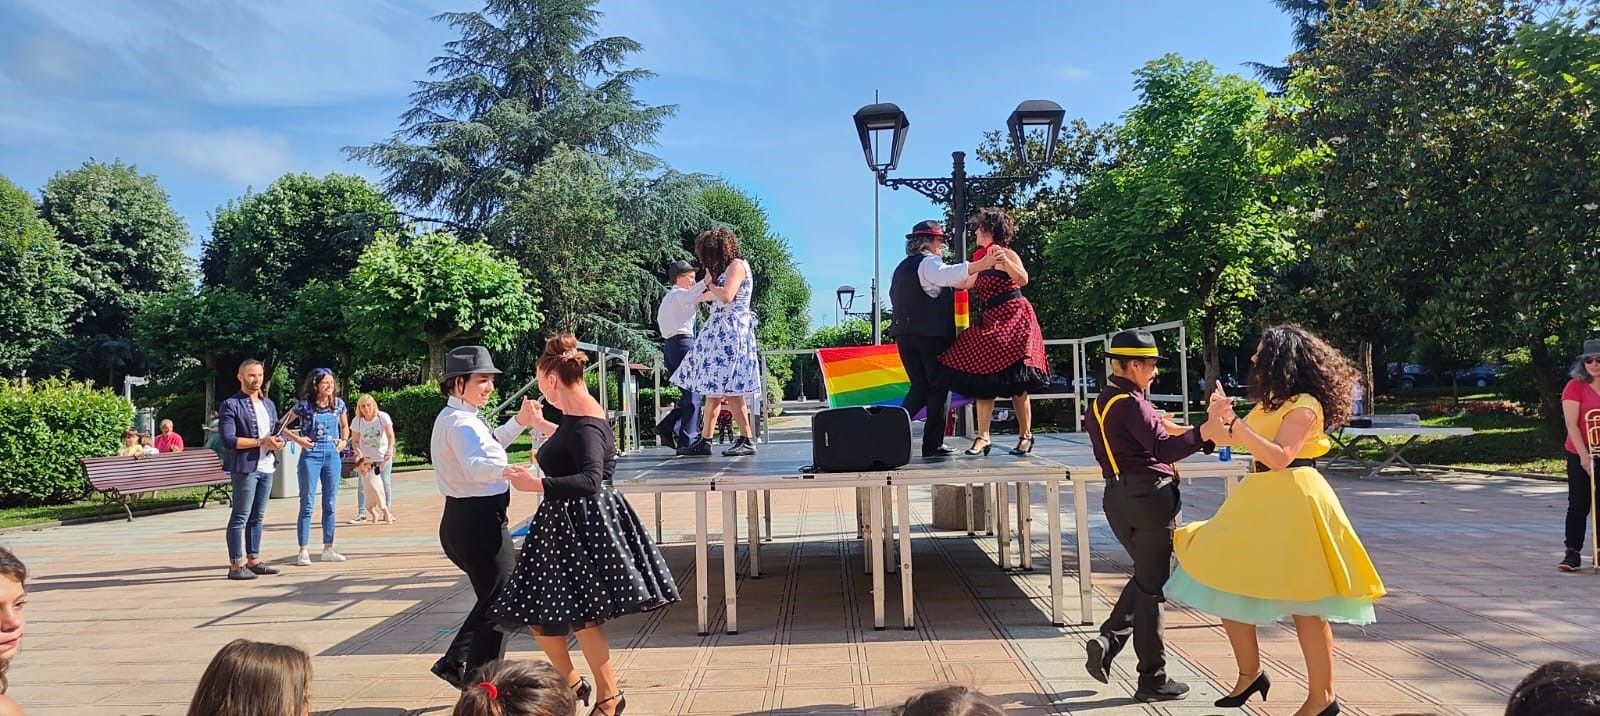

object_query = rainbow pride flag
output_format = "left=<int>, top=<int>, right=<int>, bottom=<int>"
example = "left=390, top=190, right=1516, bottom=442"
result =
left=816, top=344, right=969, bottom=420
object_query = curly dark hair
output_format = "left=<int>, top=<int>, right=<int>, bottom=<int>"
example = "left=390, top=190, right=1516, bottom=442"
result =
left=694, top=227, right=744, bottom=280
left=1505, top=660, right=1600, bottom=716
left=968, top=207, right=1016, bottom=246
left=1247, top=324, right=1359, bottom=430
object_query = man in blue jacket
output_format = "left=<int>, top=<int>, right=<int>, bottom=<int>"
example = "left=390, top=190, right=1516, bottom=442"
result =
left=218, top=359, right=287, bottom=581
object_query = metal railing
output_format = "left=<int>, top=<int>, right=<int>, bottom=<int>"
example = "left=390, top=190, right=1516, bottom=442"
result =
left=494, top=340, right=641, bottom=454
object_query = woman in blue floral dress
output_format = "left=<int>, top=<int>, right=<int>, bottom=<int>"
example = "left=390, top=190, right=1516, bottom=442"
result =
left=672, top=228, right=762, bottom=457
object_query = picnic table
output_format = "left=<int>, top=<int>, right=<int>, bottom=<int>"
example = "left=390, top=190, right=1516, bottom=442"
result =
left=1326, top=414, right=1473, bottom=479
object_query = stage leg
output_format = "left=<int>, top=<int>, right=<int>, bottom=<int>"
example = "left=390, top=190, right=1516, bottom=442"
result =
left=1074, top=477, right=1094, bottom=625
left=985, top=483, right=996, bottom=536
left=996, top=481, right=1011, bottom=570
left=654, top=493, right=664, bottom=543
left=883, top=487, right=897, bottom=575
left=747, top=489, right=761, bottom=578
left=858, top=488, right=871, bottom=575
left=1225, top=473, right=1239, bottom=495
left=964, top=484, right=975, bottom=536
left=695, top=492, right=708, bottom=636
left=722, top=491, right=738, bottom=634
left=897, top=485, right=914, bottom=630
left=763, top=489, right=773, bottom=542
left=870, top=487, right=886, bottom=630
left=1018, top=480, right=1033, bottom=572
left=1047, top=478, right=1063, bottom=627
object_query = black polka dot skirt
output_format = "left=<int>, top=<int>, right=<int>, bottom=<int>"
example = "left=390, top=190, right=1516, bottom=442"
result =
left=489, top=485, right=680, bottom=636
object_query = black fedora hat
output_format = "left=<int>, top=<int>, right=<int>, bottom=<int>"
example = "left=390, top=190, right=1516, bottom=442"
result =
left=441, top=346, right=502, bottom=381
left=666, top=260, right=695, bottom=279
left=1106, top=329, right=1163, bottom=360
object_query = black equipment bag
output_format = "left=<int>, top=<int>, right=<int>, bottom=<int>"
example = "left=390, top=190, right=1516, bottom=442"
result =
left=809, top=406, right=912, bottom=472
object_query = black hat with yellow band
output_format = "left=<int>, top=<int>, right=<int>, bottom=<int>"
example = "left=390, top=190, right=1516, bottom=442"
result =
left=1107, top=329, right=1164, bottom=360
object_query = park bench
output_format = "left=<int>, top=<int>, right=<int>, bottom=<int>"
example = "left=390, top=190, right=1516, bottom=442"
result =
left=79, top=451, right=231, bottom=521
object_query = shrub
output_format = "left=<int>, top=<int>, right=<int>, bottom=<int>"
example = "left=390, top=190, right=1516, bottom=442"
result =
left=373, top=383, right=446, bottom=460
left=0, top=378, right=133, bottom=506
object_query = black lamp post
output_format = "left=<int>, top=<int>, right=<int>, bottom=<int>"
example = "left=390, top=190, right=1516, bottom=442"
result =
left=852, top=99, right=1065, bottom=258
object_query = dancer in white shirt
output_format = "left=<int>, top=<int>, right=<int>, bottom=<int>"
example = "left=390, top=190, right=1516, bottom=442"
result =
left=428, top=346, right=540, bottom=689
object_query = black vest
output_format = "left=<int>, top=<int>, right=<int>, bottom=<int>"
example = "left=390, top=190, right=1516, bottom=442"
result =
left=889, top=254, right=956, bottom=340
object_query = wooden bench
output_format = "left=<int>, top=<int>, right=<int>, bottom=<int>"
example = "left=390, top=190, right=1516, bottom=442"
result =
left=80, top=451, right=232, bottom=521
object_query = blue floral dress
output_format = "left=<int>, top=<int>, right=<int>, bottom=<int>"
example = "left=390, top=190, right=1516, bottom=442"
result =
left=672, top=259, right=762, bottom=397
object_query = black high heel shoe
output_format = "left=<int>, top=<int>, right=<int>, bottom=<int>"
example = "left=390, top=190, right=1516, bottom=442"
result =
left=966, top=436, right=992, bottom=456
left=589, top=691, right=625, bottom=716
left=1213, top=671, right=1270, bottom=707
left=1314, top=699, right=1341, bottom=716
left=572, top=676, right=593, bottom=706
left=1009, top=435, right=1035, bottom=455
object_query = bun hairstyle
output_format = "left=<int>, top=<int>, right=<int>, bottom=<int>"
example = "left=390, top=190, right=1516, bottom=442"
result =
left=451, top=660, right=575, bottom=716
left=537, top=334, right=588, bottom=386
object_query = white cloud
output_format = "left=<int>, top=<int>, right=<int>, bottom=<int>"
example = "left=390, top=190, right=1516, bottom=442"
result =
left=1057, top=65, right=1092, bottom=80
left=145, top=129, right=296, bottom=185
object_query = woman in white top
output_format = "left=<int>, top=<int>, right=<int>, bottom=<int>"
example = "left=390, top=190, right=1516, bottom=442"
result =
left=427, top=346, right=541, bottom=690
left=350, top=394, right=397, bottom=523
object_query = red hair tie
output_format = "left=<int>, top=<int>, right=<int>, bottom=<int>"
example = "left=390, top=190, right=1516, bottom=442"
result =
left=479, top=681, right=499, bottom=700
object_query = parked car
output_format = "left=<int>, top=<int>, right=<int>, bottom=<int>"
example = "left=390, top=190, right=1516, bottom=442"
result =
left=1455, top=364, right=1501, bottom=388
left=1387, top=363, right=1436, bottom=391
left=1045, top=375, right=1097, bottom=393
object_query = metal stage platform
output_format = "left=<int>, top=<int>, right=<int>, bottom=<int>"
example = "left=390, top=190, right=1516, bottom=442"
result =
left=607, top=431, right=1244, bottom=636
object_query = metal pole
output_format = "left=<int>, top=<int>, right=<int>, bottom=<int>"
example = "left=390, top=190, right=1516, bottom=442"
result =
left=1178, top=325, right=1191, bottom=423
left=872, top=174, right=882, bottom=345
left=951, top=151, right=969, bottom=258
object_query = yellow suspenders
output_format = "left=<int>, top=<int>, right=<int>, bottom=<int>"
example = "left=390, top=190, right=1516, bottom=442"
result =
left=1090, top=393, right=1132, bottom=478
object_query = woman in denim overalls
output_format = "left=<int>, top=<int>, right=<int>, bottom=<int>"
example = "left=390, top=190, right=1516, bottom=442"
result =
left=284, top=368, right=351, bottom=565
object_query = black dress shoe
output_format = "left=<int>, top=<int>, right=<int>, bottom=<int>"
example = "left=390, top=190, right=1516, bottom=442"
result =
left=676, top=438, right=712, bottom=456
left=430, top=657, right=466, bottom=690
left=1083, top=636, right=1110, bottom=684
left=922, top=445, right=956, bottom=458
left=1134, top=678, right=1190, bottom=702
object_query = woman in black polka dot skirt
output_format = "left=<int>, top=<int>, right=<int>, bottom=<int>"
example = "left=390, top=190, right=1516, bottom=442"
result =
left=489, top=334, right=679, bottom=716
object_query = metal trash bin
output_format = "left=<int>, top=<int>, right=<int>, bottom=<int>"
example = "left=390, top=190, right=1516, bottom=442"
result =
left=271, top=443, right=301, bottom=499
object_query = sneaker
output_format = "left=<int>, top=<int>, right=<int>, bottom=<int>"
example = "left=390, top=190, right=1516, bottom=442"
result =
left=1559, top=549, right=1581, bottom=572
left=247, top=562, right=280, bottom=576
left=676, top=437, right=712, bottom=456
left=319, top=547, right=347, bottom=562
left=1134, top=678, right=1190, bottom=702
left=1084, top=636, right=1110, bottom=684
left=350, top=514, right=370, bottom=524
left=227, top=566, right=258, bottom=581
left=294, top=550, right=312, bottom=567
left=722, top=436, right=756, bottom=457
left=654, top=423, right=677, bottom=449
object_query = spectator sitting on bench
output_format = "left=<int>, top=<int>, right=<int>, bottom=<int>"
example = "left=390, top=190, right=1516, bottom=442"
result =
left=139, top=433, right=159, bottom=456
left=154, top=419, right=185, bottom=453
left=116, top=429, right=144, bottom=458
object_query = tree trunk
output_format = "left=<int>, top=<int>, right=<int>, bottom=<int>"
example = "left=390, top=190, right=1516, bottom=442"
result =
left=201, top=355, right=217, bottom=418
left=427, top=338, right=448, bottom=382
left=1529, top=337, right=1566, bottom=441
left=1359, top=340, right=1375, bottom=402
left=1200, top=312, right=1221, bottom=394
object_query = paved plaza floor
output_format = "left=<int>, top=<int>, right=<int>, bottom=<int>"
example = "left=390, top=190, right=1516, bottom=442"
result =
left=1, top=443, right=1595, bottom=715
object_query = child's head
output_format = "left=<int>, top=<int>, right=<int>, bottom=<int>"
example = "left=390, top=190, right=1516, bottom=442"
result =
left=0, top=547, right=26, bottom=692
left=354, top=456, right=373, bottom=474
left=185, top=639, right=312, bottom=716
left=1507, top=660, right=1600, bottom=715
left=892, top=686, right=1004, bottom=716
left=122, top=429, right=139, bottom=446
left=452, top=660, right=575, bottom=716
left=140, top=434, right=154, bottom=447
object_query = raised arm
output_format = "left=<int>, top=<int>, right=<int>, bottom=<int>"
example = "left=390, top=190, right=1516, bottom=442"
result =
left=705, top=260, right=748, bottom=303
left=1222, top=406, right=1318, bottom=471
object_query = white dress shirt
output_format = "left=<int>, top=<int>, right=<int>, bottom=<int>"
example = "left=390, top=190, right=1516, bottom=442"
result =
left=656, top=285, right=701, bottom=338
left=916, top=251, right=972, bottom=297
left=430, top=396, right=529, bottom=498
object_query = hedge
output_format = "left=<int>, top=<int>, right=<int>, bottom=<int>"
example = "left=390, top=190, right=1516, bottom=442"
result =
left=0, top=379, right=133, bottom=506
left=372, top=383, right=446, bottom=461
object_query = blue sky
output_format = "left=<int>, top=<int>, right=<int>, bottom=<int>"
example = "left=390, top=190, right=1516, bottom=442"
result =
left=0, top=0, right=1294, bottom=330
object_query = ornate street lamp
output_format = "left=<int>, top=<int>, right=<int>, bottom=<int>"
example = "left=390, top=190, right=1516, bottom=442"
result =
left=852, top=103, right=909, bottom=175
left=835, top=285, right=857, bottom=312
left=1007, top=99, right=1066, bottom=169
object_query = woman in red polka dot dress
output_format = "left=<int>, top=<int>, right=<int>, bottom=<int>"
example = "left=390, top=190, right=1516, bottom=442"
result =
left=939, top=207, right=1049, bottom=456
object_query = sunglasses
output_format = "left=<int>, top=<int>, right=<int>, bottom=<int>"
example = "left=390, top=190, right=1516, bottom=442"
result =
left=1585, top=356, right=1600, bottom=365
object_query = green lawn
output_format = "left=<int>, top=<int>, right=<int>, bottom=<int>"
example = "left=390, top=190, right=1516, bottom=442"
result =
left=0, top=486, right=216, bottom=530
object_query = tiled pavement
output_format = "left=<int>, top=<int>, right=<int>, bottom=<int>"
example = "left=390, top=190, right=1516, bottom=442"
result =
left=1, top=451, right=1596, bottom=715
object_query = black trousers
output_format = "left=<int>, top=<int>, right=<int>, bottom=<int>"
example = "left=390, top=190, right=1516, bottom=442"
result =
left=1566, top=452, right=1597, bottom=553
left=660, top=335, right=699, bottom=445
left=1098, top=474, right=1181, bottom=688
left=896, top=334, right=952, bottom=452
left=439, top=492, right=517, bottom=677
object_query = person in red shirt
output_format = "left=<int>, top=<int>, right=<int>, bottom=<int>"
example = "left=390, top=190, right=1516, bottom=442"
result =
left=153, top=419, right=185, bottom=453
left=1559, top=338, right=1600, bottom=572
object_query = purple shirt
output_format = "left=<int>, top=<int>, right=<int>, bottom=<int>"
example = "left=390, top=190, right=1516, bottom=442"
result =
left=1083, top=375, right=1208, bottom=479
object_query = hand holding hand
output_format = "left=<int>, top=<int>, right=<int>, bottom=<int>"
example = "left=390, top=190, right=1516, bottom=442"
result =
left=516, top=396, right=539, bottom=428
left=504, top=465, right=542, bottom=492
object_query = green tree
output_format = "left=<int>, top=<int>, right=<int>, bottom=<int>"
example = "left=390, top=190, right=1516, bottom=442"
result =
left=37, top=159, right=191, bottom=375
left=201, top=172, right=396, bottom=307
left=347, top=232, right=540, bottom=378
left=0, top=176, right=78, bottom=375
left=132, top=287, right=272, bottom=412
left=347, top=0, right=673, bottom=230
left=1248, top=0, right=1392, bottom=91
left=1051, top=55, right=1298, bottom=386
left=276, top=280, right=371, bottom=380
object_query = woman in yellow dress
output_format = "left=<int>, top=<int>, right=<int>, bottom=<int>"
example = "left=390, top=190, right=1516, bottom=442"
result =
left=1167, top=324, right=1384, bottom=716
